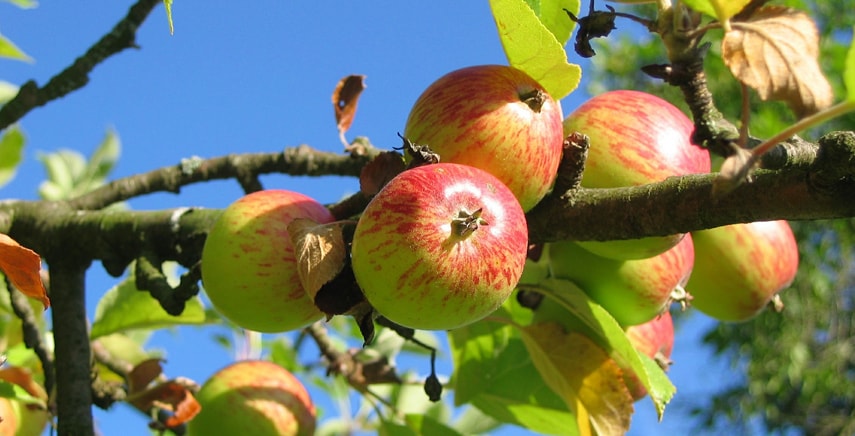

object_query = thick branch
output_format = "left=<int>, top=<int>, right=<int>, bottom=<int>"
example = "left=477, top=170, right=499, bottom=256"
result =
left=0, top=0, right=161, bottom=131
left=528, top=132, right=855, bottom=242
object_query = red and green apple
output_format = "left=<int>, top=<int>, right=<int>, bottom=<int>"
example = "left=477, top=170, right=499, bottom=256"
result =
left=350, top=163, right=529, bottom=330
left=548, top=233, right=694, bottom=326
left=188, top=360, right=316, bottom=436
left=403, top=64, right=564, bottom=211
left=687, top=220, right=799, bottom=321
left=201, top=189, right=331, bottom=333
left=563, top=90, right=711, bottom=260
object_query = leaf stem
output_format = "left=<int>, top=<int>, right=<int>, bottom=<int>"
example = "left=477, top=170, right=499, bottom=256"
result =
left=751, top=100, right=855, bottom=158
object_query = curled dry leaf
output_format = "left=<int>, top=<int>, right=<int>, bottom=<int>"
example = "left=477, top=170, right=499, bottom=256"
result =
left=332, top=75, right=367, bottom=148
left=521, top=322, right=634, bottom=436
left=359, top=151, right=406, bottom=196
left=0, top=233, right=49, bottom=309
left=288, top=218, right=348, bottom=299
left=722, top=6, right=833, bottom=117
left=713, top=146, right=757, bottom=195
left=126, top=359, right=201, bottom=428
left=128, top=358, right=165, bottom=394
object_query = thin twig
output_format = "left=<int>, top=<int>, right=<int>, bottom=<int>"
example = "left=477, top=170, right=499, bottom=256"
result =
left=0, top=0, right=162, bottom=131
left=5, top=277, right=55, bottom=401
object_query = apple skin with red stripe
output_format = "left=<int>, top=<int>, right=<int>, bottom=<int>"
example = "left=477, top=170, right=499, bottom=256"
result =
left=548, top=233, right=694, bottom=327
left=563, top=90, right=711, bottom=260
left=403, top=65, right=564, bottom=212
left=201, top=190, right=330, bottom=333
left=350, top=163, right=528, bottom=330
left=687, top=220, right=799, bottom=322
left=188, top=360, right=316, bottom=436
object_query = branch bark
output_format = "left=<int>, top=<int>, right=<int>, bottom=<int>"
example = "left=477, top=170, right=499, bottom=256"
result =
left=49, top=264, right=95, bottom=436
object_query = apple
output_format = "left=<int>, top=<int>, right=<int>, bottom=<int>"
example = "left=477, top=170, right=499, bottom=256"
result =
left=623, top=311, right=674, bottom=401
left=201, top=189, right=331, bottom=332
left=188, top=360, right=315, bottom=436
left=350, top=163, right=528, bottom=330
left=403, top=64, right=564, bottom=211
left=548, top=233, right=694, bottom=326
left=687, top=220, right=799, bottom=321
left=0, top=397, right=50, bottom=436
left=563, top=90, right=711, bottom=260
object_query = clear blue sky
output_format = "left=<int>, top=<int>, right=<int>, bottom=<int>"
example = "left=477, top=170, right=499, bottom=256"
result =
left=2, top=2, right=739, bottom=435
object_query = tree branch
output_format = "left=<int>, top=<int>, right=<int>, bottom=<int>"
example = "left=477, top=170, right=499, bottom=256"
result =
left=49, top=263, right=95, bottom=436
left=6, top=276, right=55, bottom=403
left=0, top=0, right=162, bottom=131
left=68, top=144, right=380, bottom=210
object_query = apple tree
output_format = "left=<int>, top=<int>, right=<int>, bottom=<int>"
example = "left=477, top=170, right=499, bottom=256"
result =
left=0, top=0, right=854, bottom=435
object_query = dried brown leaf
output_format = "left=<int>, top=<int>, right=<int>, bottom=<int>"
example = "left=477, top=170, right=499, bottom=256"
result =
left=288, top=218, right=347, bottom=299
left=0, top=233, right=49, bottom=309
left=722, top=6, right=833, bottom=117
left=359, top=151, right=406, bottom=196
left=332, top=75, right=367, bottom=146
left=713, top=146, right=757, bottom=195
left=128, top=380, right=201, bottom=427
left=128, top=358, right=165, bottom=394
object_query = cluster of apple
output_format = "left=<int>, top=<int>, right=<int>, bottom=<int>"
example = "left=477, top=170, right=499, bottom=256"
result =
left=199, top=65, right=565, bottom=335
left=194, top=65, right=801, bottom=424
left=523, top=89, right=800, bottom=400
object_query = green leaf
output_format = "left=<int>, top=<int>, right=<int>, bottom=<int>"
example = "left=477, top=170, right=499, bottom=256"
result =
left=846, top=27, right=855, bottom=102
left=489, top=0, right=582, bottom=99
left=0, top=32, right=32, bottom=62
left=529, top=279, right=676, bottom=419
left=1, top=0, right=38, bottom=9
left=90, top=263, right=208, bottom=339
left=163, top=0, right=175, bottom=35
left=449, top=301, right=580, bottom=435
left=0, top=125, right=25, bottom=188
left=81, top=129, right=121, bottom=187
left=524, top=0, right=581, bottom=46
left=682, top=0, right=750, bottom=23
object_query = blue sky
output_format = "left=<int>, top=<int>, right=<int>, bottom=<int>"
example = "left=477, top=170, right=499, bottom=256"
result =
left=1, top=2, right=739, bottom=435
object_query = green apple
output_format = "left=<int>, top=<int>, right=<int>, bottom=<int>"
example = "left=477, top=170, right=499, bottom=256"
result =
left=188, top=360, right=315, bottom=436
left=563, top=90, right=711, bottom=260
left=548, top=234, right=694, bottom=326
left=201, top=189, right=331, bottom=332
left=351, top=163, right=529, bottom=330
left=687, top=220, right=799, bottom=321
left=404, top=64, right=564, bottom=211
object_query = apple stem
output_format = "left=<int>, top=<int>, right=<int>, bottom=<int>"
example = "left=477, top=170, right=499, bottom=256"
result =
left=519, top=89, right=546, bottom=113
left=451, top=208, right=488, bottom=238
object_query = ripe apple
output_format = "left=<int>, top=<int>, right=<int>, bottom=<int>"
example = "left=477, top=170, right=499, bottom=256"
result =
left=188, top=360, right=315, bottom=436
left=403, top=64, right=564, bottom=211
left=623, top=311, right=674, bottom=401
left=350, top=163, right=528, bottom=330
left=687, top=220, right=799, bottom=321
left=201, top=190, right=331, bottom=332
left=548, top=233, right=694, bottom=326
left=563, top=90, right=711, bottom=260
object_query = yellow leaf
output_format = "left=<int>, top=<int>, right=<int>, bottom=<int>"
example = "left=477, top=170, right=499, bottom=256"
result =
left=287, top=218, right=347, bottom=299
left=522, top=322, right=634, bottom=435
left=722, top=6, right=833, bottom=117
left=0, top=233, right=49, bottom=309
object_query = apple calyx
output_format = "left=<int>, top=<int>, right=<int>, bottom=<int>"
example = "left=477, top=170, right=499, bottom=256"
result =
left=519, top=88, right=547, bottom=113
left=670, top=285, right=693, bottom=311
left=451, top=208, right=488, bottom=238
